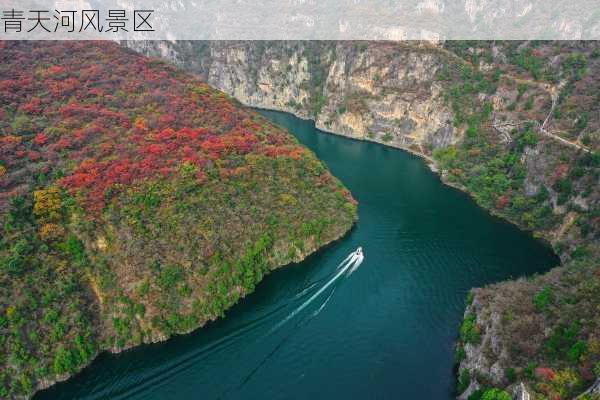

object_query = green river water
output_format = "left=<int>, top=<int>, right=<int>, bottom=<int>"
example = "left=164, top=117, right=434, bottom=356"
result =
left=36, top=110, right=559, bottom=400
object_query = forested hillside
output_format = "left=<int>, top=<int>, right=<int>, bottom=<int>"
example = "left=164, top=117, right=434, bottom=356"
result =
left=0, top=41, right=356, bottom=398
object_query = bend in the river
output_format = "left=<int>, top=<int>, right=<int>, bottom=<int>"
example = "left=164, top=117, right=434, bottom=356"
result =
left=35, top=110, right=558, bottom=400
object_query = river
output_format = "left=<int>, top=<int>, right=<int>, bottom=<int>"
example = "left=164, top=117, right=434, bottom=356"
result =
left=36, top=110, right=559, bottom=400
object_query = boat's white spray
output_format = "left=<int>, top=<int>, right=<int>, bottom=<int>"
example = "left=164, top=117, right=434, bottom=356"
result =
left=346, top=253, right=364, bottom=276
left=293, top=281, right=321, bottom=299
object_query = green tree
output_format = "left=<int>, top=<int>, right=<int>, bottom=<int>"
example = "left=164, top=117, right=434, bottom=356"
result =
left=460, top=314, right=481, bottom=344
left=53, top=345, right=75, bottom=375
left=533, top=286, right=552, bottom=311
left=481, top=388, right=511, bottom=400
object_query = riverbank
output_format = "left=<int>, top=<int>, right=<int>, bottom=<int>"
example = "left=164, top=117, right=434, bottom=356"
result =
left=127, top=41, right=595, bottom=256
left=30, top=218, right=356, bottom=400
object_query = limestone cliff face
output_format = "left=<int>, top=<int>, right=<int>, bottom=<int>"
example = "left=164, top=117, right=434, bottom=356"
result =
left=126, top=41, right=458, bottom=158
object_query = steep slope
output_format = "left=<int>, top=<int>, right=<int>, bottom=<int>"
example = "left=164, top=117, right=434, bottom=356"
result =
left=0, top=41, right=356, bottom=398
left=128, top=41, right=457, bottom=156
left=130, top=40, right=599, bottom=399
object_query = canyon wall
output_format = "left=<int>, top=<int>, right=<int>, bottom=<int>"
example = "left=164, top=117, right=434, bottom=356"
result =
left=127, top=41, right=459, bottom=160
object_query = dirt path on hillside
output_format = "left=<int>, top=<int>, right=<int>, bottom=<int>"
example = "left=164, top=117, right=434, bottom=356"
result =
left=433, top=45, right=592, bottom=153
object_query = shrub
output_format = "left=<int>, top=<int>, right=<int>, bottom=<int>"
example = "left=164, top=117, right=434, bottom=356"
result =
left=513, top=48, right=543, bottom=80
left=454, top=344, right=466, bottom=364
left=39, top=223, right=65, bottom=241
left=524, top=362, right=537, bottom=379
left=516, top=130, right=538, bottom=151
left=567, top=341, right=587, bottom=363
left=594, top=362, right=600, bottom=378
left=581, top=135, right=591, bottom=146
left=157, top=265, right=183, bottom=289
left=571, top=245, right=591, bottom=260
left=481, top=388, right=511, bottom=400
left=433, top=146, right=457, bottom=169
left=504, top=367, right=516, bottom=383
left=575, top=113, right=588, bottom=131
left=562, top=53, right=587, bottom=80
left=64, top=234, right=85, bottom=265
left=460, top=314, right=481, bottom=344
left=437, top=64, right=451, bottom=81
left=3, top=239, right=32, bottom=275
left=11, top=114, right=33, bottom=135
left=553, top=178, right=572, bottom=204
left=524, top=96, right=534, bottom=110
left=466, top=119, right=478, bottom=137
left=33, top=187, right=62, bottom=222
left=551, top=368, right=582, bottom=398
left=465, top=291, right=474, bottom=306
left=53, top=345, right=76, bottom=375
left=517, top=83, right=527, bottom=99
left=535, top=367, right=556, bottom=381
left=533, top=286, right=553, bottom=311
left=545, top=323, right=580, bottom=361
left=19, top=374, right=32, bottom=394
left=535, top=185, right=549, bottom=202
left=467, top=388, right=486, bottom=400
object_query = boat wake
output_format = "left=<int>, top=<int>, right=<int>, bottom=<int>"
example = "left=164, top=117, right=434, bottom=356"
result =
left=230, top=247, right=366, bottom=394
left=271, top=247, right=364, bottom=333
left=110, top=248, right=365, bottom=400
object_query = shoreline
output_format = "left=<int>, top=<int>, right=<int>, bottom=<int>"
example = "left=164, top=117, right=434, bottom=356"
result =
left=32, top=216, right=356, bottom=399
left=252, top=105, right=559, bottom=258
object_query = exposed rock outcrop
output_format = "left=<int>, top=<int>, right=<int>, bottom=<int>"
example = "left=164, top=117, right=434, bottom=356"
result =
left=126, top=41, right=458, bottom=159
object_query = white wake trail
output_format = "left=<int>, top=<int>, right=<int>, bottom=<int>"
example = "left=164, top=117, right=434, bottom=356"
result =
left=269, top=252, right=357, bottom=334
left=337, top=252, right=356, bottom=270
left=312, top=287, right=336, bottom=317
left=230, top=250, right=364, bottom=395
left=293, top=281, right=320, bottom=299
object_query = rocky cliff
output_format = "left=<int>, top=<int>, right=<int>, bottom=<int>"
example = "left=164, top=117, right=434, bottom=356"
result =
left=127, top=41, right=459, bottom=159
left=129, top=40, right=600, bottom=400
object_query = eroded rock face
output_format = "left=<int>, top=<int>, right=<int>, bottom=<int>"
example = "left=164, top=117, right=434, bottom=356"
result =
left=127, top=41, right=458, bottom=157
left=459, top=292, right=509, bottom=388
left=513, top=382, right=533, bottom=400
